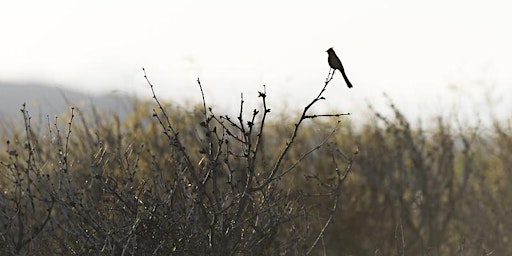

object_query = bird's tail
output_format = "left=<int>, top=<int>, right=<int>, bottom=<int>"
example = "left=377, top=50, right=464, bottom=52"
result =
left=341, top=70, right=353, bottom=88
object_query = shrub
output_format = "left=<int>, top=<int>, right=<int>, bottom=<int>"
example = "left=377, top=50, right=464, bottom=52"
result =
left=0, top=72, right=353, bottom=255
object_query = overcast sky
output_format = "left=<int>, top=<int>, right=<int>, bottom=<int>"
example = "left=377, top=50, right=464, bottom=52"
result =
left=1, top=0, right=511, bottom=123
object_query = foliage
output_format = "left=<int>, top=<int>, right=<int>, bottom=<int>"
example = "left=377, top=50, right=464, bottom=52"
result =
left=1, top=75, right=512, bottom=255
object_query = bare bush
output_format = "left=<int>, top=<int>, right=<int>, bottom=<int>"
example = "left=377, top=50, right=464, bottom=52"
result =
left=0, top=72, right=353, bottom=255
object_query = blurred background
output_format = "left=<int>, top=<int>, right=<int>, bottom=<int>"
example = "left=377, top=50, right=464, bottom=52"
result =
left=1, top=0, right=511, bottom=124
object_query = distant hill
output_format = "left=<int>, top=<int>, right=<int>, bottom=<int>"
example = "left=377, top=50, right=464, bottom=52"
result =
left=0, top=82, right=134, bottom=123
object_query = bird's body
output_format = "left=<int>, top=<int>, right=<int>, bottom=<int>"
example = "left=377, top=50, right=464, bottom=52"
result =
left=326, top=48, right=353, bottom=88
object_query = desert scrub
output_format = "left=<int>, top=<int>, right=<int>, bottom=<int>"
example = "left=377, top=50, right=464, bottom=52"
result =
left=0, top=72, right=353, bottom=255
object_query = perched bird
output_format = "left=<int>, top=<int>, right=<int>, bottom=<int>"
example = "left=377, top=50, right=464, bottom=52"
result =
left=326, top=47, right=353, bottom=88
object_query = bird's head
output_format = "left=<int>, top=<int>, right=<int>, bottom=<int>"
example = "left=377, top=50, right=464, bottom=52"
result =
left=326, top=48, right=334, bottom=54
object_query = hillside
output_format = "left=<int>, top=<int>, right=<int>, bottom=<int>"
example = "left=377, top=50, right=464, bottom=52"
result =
left=0, top=82, right=132, bottom=122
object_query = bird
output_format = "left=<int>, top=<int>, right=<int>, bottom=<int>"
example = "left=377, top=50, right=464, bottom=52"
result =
left=326, top=47, right=353, bottom=88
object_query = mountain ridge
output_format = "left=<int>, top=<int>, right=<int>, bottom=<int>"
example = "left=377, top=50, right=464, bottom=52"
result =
left=0, top=82, right=133, bottom=122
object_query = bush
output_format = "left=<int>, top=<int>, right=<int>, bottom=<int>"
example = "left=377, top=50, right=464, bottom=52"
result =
left=2, top=73, right=512, bottom=255
left=0, top=73, right=353, bottom=255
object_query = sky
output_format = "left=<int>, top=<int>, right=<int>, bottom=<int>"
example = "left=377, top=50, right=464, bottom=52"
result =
left=1, top=0, right=512, bottom=125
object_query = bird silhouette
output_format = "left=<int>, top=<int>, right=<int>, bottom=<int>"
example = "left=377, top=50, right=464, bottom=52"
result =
left=326, top=48, right=353, bottom=88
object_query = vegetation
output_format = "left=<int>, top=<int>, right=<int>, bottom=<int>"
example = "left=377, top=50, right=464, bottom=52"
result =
left=1, top=73, right=511, bottom=255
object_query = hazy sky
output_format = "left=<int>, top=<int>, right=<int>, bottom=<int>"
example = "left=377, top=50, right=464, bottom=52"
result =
left=1, top=0, right=511, bottom=123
